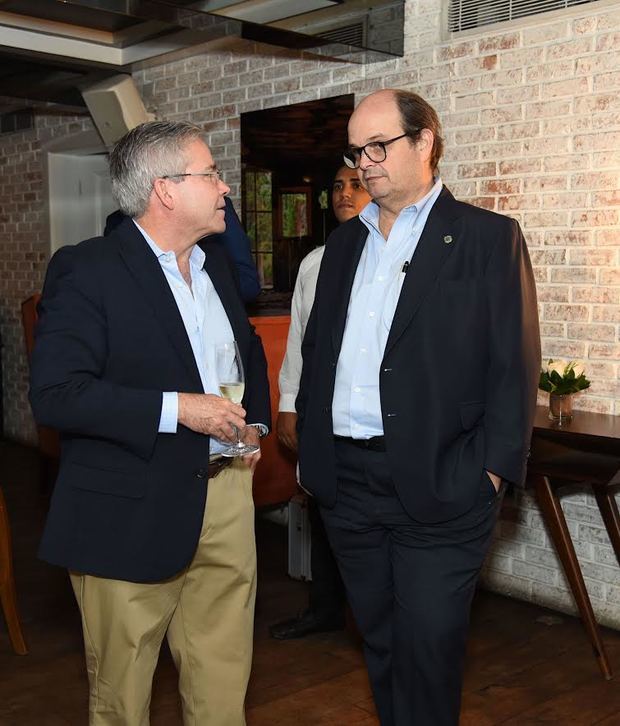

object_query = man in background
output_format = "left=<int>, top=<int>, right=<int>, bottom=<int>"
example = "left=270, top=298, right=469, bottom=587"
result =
left=270, top=165, right=370, bottom=640
left=297, top=90, right=540, bottom=724
left=31, top=121, right=270, bottom=725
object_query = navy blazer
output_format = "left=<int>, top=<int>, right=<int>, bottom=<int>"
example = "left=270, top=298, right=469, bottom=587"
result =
left=30, top=218, right=270, bottom=582
left=104, top=198, right=261, bottom=302
left=297, top=187, right=540, bottom=523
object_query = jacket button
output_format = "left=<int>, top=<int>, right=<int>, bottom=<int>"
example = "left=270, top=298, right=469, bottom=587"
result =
left=322, top=406, right=330, bottom=413
left=195, top=468, right=208, bottom=479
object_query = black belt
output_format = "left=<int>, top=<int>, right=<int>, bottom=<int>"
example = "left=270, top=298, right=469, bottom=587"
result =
left=333, top=435, right=386, bottom=452
left=208, top=457, right=233, bottom=479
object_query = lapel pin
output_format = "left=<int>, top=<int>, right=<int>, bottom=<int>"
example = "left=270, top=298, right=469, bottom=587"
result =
left=443, top=235, right=453, bottom=244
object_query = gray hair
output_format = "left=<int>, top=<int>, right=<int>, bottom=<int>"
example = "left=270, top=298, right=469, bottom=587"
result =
left=108, top=121, right=205, bottom=218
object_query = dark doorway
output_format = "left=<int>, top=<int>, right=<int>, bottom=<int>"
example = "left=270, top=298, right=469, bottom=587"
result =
left=241, top=94, right=354, bottom=305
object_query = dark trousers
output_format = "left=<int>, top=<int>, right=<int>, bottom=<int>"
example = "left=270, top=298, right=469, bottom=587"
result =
left=320, top=440, right=504, bottom=726
left=308, top=496, right=346, bottom=619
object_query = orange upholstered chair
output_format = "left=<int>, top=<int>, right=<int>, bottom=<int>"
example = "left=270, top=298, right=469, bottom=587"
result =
left=249, top=315, right=297, bottom=507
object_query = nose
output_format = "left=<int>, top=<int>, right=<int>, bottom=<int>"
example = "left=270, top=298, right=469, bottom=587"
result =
left=358, top=152, right=374, bottom=171
left=219, top=178, right=230, bottom=196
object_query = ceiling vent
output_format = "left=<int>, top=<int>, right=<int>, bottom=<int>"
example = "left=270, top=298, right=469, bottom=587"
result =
left=317, top=22, right=366, bottom=47
left=0, top=108, right=34, bottom=135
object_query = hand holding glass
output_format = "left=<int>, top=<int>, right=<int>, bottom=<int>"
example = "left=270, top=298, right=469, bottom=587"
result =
left=215, top=341, right=259, bottom=457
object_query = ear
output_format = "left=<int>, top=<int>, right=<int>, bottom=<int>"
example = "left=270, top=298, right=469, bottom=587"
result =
left=416, top=128, right=435, bottom=164
left=152, top=177, right=176, bottom=211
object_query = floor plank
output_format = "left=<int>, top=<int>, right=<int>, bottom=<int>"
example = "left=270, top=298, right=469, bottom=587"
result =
left=1, top=440, right=620, bottom=725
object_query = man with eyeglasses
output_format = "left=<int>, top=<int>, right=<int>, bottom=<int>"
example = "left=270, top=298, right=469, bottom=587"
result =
left=30, top=121, right=270, bottom=725
left=269, top=164, right=370, bottom=640
left=104, top=196, right=261, bottom=303
left=296, top=90, right=540, bottom=725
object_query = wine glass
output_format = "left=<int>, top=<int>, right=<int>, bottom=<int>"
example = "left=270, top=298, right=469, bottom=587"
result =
left=214, top=340, right=259, bottom=457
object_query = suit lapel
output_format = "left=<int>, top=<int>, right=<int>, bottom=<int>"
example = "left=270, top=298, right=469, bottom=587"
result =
left=330, top=222, right=367, bottom=355
left=115, top=219, right=203, bottom=389
left=384, top=186, right=461, bottom=356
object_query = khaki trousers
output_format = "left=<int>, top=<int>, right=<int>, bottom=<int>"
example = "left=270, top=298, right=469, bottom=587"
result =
left=70, top=460, right=256, bottom=726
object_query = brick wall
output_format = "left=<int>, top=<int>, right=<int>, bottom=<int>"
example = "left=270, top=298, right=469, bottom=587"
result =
left=1, top=1, right=619, bottom=624
left=0, top=113, right=91, bottom=444
left=133, top=0, right=620, bottom=627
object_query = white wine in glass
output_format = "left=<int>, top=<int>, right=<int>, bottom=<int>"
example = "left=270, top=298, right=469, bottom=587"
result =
left=215, top=340, right=258, bottom=457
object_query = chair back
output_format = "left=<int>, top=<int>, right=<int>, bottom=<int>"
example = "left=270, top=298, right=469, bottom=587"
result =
left=249, top=315, right=297, bottom=507
left=21, top=294, right=61, bottom=461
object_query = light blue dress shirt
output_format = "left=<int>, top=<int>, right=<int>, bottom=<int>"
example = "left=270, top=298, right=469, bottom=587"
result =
left=134, top=222, right=235, bottom=453
left=331, top=178, right=443, bottom=438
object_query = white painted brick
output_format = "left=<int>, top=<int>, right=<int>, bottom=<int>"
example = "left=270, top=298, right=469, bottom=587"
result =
left=5, top=0, right=620, bottom=631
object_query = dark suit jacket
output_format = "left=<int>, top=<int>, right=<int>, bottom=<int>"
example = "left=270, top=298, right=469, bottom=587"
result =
left=104, top=198, right=261, bottom=302
left=30, top=217, right=270, bottom=582
left=297, top=186, right=540, bottom=523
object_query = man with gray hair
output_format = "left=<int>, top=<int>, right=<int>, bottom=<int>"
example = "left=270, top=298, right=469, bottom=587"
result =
left=30, top=121, right=270, bottom=725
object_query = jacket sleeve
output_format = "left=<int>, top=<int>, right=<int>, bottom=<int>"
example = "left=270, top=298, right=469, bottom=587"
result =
left=483, top=218, right=541, bottom=485
left=243, top=320, right=271, bottom=431
left=29, top=246, right=162, bottom=460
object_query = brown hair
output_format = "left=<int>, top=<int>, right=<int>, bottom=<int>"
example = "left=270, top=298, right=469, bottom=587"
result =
left=393, top=90, right=444, bottom=172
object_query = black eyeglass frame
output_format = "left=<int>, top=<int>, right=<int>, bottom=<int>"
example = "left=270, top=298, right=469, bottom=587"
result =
left=342, top=130, right=419, bottom=169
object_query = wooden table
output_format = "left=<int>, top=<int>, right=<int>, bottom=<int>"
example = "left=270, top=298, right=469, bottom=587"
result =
left=528, top=406, right=620, bottom=679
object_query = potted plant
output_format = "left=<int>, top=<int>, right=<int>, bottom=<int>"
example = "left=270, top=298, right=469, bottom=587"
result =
left=539, top=359, right=591, bottom=421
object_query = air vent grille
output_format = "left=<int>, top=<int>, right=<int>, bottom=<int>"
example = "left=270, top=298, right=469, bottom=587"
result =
left=317, top=22, right=365, bottom=47
left=448, top=0, right=597, bottom=32
left=0, top=108, right=34, bottom=134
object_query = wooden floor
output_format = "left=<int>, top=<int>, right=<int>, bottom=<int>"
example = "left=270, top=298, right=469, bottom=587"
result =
left=2, top=440, right=620, bottom=725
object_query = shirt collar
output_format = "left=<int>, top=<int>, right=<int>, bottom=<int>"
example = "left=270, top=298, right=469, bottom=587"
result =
left=132, top=220, right=206, bottom=269
left=359, top=176, right=443, bottom=232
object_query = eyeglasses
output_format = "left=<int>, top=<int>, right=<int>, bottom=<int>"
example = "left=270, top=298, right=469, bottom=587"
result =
left=161, top=170, right=223, bottom=183
left=342, top=132, right=418, bottom=169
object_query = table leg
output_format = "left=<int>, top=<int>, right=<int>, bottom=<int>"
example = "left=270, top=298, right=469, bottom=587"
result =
left=592, top=480, right=620, bottom=567
left=534, top=474, right=612, bottom=680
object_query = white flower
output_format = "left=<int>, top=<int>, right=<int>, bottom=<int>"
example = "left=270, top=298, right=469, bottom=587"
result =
left=571, top=361, right=586, bottom=378
left=547, top=359, right=567, bottom=377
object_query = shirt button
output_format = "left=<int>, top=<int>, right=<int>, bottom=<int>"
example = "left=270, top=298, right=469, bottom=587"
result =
left=354, top=386, right=361, bottom=393
left=360, top=347, right=367, bottom=353
left=369, top=311, right=375, bottom=317
left=378, top=275, right=385, bottom=281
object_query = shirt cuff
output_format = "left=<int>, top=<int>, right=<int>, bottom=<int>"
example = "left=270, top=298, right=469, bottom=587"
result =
left=278, top=393, right=297, bottom=412
left=159, top=392, right=178, bottom=433
left=248, top=423, right=269, bottom=438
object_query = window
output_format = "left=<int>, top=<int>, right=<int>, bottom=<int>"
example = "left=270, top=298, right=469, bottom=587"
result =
left=448, top=0, right=597, bottom=33
left=243, top=168, right=273, bottom=289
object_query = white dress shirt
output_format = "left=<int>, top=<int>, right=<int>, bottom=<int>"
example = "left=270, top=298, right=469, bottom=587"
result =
left=278, top=245, right=325, bottom=413
left=332, top=178, right=443, bottom=438
left=135, top=222, right=238, bottom=454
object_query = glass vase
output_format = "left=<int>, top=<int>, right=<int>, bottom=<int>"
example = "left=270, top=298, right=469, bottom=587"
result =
left=548, top=392, right=573, bottom=422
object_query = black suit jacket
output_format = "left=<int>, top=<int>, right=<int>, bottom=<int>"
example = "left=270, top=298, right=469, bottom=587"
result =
left=104, top=198, right=261, bottom=302
left=297, top=187, right=540, bottom=523
left=30, top=218, right=270, bottom=582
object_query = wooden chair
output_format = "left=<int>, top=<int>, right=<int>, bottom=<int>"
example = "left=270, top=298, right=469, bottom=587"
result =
left=528, top=437, right=620, bottom=680
left=0, top=487, right=28, bottom=654
left=21, top=294, right=61, bottom=491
